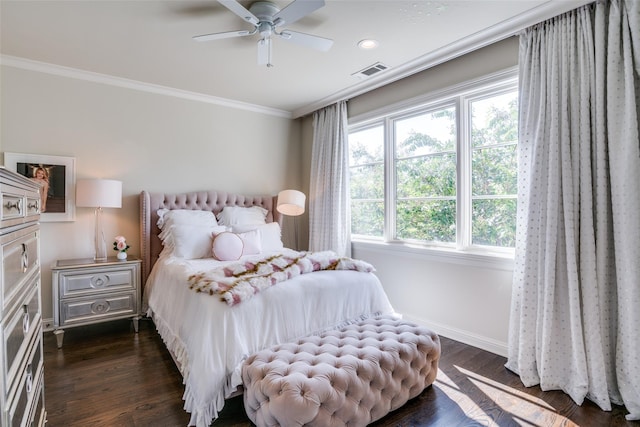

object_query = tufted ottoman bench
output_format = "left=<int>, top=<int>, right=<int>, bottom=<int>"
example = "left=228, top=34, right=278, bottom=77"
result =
left=241, top=315, right=441, bottom=426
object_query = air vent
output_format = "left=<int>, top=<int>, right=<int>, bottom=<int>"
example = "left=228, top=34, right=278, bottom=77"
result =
left=352, top=62, right=389, bottom=79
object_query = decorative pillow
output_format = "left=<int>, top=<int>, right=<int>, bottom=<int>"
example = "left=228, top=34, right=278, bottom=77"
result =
left=157, top=209, right=217, bottom=230
left=237, top=229, right=261, bottom=255
left=161, top=225, right=228, bottom=259
left=232, top=222, right=284, bottom=253
left=216, top=206, right=268, bottom=226
left=212, top=232, right=244, bottom=261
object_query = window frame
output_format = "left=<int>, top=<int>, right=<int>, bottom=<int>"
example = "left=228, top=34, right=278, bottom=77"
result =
left=348, top=67, right=518, bottom=263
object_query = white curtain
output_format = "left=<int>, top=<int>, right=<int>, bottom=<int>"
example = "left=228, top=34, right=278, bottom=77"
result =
left=309, top=101, right=351, bottom=256
left=506, top=0, right=640, bottom=420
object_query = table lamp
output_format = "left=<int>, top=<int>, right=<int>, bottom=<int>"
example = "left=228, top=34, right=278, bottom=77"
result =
left=76, top=179, right=122, bottom=261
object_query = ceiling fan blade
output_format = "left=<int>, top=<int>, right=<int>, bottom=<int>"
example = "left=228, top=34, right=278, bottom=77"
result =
left=257, top=38, right=273, bottom=67
left=273, top=0, right=325, bottom=27
left=193, top=29, right=252, bottom=42
left=217, top=0, right=259, bottom=26
left=279, top=30, right=333, bottom=52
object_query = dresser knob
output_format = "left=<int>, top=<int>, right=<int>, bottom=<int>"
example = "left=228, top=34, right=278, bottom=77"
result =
left=23, top=305, right=30, bottom=334
left=25, top=364, right=33, bottom=393
left=21, top=243, right=29, bottom=273
left=4, top=199, right=21, bottom=212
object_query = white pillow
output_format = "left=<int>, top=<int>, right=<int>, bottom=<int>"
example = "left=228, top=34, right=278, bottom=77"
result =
left=216, top=206, right=268, bottom=226
left=212, top=232, right=244, bottom=261
left=237, top=229, right=261, bottom=255
left=157, top=209, right=217, bottom=230
left=232, top=222, right=284, bottom=253
left=162, top=225, right=228, bottom=259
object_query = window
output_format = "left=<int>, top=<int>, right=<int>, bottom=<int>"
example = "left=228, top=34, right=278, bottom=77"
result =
left=348, top=72, right=518, bottom=252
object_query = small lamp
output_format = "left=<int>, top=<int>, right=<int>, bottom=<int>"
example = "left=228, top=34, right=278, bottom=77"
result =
left=277, top=189, right=306, bottom=249
left=76, top=179, right=122, bottom=261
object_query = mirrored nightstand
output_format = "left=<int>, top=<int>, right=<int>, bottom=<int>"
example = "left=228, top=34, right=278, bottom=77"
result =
left=51, top=256, right=141, bottom=348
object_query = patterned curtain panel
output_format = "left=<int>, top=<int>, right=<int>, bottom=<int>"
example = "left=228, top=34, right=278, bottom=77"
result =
left=309, top=101, right=351, bottom=256
left=506, top=0, right=640, bottom=420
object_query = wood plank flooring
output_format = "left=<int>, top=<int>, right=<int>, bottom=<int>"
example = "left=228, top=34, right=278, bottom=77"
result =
left=43, top=319, right=635, bottom=426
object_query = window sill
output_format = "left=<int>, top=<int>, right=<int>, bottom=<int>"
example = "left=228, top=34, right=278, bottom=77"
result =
left=351, top=240, right=515, bottom=271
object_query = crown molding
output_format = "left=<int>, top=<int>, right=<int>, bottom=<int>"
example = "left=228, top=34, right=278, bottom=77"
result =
left=291, top=0, right=593, bottom=119
left=0, top=55, right=292, bottom=119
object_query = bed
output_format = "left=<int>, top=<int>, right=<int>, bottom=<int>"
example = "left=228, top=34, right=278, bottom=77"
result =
left=139, top=190, right=396, bottom=427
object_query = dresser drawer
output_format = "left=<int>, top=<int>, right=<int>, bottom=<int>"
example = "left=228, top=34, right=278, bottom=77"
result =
left=1, top=225, right=40, bottom=314
left=24, top=196, right=40, bottom=219
left=2, top=284, right=41, bottom=399
left=5, top=332, right=43, bottom=427
left=58, top=265, right=137, bottom=298
left=1, top=194, right=24, bottom=221
left=0, top=174, right=40, bottom=229
left=59, top=291, right=137, bottom=327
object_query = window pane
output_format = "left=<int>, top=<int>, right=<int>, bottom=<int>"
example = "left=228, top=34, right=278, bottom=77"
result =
left=471, top=92, right=518, bottom=148
left=351, top=200, right=384, bottom=237
left=396, top=199, right=456, bottom=243
left=472, top=198, right=517, bottom=247
left=349, top=126, right=384, bottom=165
left=397, top=154, right=456, bottom=198
left=472, top=145, right=517, bottom=196
left=349, top=125, right=384, bottom=238
left=350, top=164, right=384, bottom=199
left=395, top=107, right=456, bottom=157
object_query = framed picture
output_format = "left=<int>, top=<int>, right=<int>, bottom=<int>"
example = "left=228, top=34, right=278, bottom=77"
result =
left=4, top=152, right=76, bottom=222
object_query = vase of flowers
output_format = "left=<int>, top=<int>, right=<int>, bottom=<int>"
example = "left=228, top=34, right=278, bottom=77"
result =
left=113, top=235, right=130, bottom=260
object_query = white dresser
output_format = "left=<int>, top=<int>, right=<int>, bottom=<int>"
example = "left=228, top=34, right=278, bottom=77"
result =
left=0, top=167, right=46, bottom=427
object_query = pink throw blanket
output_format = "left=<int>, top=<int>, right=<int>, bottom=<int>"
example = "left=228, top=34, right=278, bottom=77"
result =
left=187, top=251, right=375, bottom=306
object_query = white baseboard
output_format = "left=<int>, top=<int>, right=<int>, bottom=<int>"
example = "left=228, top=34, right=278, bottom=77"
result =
left=402, top=314, right=508, bottom=358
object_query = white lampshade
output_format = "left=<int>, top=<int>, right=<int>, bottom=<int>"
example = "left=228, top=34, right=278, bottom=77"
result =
left=76, top=179, right=122, bottom=208
left=277, top=189, right=305, bottom=216
left=76, top=179, right=122, bottom=261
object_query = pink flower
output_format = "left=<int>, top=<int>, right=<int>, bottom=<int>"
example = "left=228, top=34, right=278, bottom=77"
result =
left=113, top=235, right=130, bottom=252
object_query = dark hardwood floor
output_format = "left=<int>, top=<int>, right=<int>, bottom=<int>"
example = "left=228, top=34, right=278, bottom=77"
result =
left=43, top=319, right=635, bottom=426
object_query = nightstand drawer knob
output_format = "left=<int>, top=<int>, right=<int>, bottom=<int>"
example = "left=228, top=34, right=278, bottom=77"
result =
left=91, top=300, right=110, bottom=314
left=91, top=274, right=109, bottom=288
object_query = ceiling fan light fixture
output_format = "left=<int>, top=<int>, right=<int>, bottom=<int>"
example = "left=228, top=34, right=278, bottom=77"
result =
left=194, top=0, right=332, bottom=66
left=358, top=39, right=379, bottom=50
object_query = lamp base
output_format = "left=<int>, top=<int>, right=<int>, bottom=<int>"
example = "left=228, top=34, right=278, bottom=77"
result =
left=94, top=207, right=108, bottom=261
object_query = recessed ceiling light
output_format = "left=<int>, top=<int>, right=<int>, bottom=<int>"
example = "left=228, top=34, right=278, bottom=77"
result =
left=358, top=39, right=379, bottom=50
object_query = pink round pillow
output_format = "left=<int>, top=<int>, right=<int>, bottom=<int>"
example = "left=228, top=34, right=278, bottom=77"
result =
left=212, top=232, right=244, bottom=261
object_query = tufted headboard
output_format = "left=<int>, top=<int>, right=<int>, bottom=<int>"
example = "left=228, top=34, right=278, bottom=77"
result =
left=139, top=190, right=282, bottom=288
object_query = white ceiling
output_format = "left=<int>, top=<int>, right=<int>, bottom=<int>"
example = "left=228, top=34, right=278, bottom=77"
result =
left=1, top=0, right=590, bottom=118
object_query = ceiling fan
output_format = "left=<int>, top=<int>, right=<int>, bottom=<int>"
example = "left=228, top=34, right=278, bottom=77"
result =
left=193, top=0, right=333, bottom=67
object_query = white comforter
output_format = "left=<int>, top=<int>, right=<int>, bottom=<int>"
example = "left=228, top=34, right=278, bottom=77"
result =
left=145, top=249, right=395, bottom=427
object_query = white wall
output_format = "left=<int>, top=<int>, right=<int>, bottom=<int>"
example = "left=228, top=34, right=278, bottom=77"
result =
left=1, top=64, right=300, bottom=321
left=302, top=37, right=520, bottom=356
left=353, top=245, right=514, bottom=356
